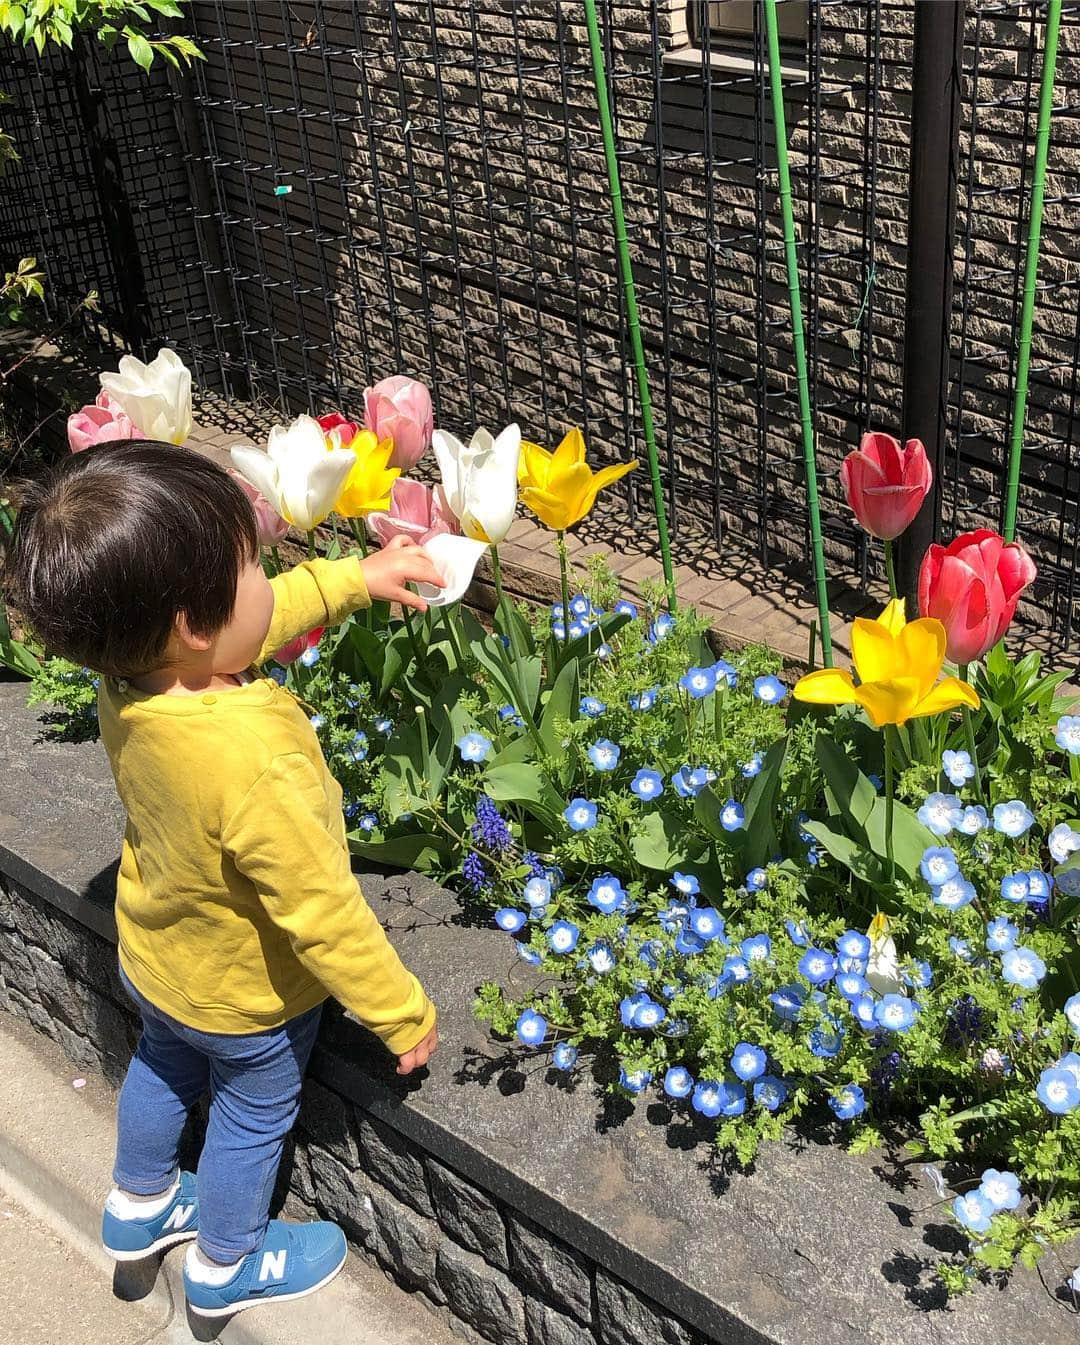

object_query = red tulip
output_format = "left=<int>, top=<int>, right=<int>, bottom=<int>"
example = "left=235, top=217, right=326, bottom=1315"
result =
left=840, top=432, right=932, bottom=541
left=918, top=529, right=1036, bottom=665
left=317, top=411, right=360, bottom=447
left=273, top=626, right=324, bottom=666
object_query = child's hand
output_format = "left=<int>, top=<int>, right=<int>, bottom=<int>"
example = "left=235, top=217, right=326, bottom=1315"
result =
left=361, top=535, right=445, bottom=612
left=397, top=1021, right=439, bottom=1075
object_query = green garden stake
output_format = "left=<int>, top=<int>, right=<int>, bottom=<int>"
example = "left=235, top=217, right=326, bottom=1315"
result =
left=1003, top=0, right=1062, bottom=543
left=763, top=0, right=833, bottom=666
left=582, top=0, right=676, bottom=610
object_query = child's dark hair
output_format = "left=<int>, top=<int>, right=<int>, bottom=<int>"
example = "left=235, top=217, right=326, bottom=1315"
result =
left=4, top=441, right=259, bottom=677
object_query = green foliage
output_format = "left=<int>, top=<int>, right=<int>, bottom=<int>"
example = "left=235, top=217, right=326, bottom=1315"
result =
left=0, top=0, right=203, bottom=68
left=27, top=656, right=97, bottom=737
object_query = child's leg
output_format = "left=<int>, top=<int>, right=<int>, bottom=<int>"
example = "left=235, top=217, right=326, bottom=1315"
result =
left=195, top=1003, right=323, bottom=1264
left=114, top=1006, right=211, bottom=1198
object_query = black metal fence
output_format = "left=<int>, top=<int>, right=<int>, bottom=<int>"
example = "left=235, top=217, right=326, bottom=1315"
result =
left=1, top=3, right=1078, bottom=646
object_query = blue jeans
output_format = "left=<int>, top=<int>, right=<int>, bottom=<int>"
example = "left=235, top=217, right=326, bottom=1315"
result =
left=113, top=969, right=324, bottom=1261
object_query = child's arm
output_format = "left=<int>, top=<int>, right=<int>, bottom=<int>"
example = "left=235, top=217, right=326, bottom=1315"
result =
left=223, top=751, right=437, bottom=1058
left=256, top=539, right=446, bottom=665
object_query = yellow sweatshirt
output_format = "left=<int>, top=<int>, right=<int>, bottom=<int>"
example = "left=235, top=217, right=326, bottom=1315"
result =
left=97, top=557, right=435, bottom=1055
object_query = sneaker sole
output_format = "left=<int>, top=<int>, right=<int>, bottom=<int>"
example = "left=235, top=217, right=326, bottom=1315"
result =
left=103, top=1227, right=199, bottom=1261
left=186, top=1247, right=348, bottom=1319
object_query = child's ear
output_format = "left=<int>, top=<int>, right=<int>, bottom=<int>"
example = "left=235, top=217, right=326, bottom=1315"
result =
left=174, top=610, right=214, bottom=653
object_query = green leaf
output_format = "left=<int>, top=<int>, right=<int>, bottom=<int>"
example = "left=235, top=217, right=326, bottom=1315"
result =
left=802, top=820, right=884, bottom=885
left=482, top=763, right=562, bottom=830
left=551, top=611, right=631, bottom=678
left=348, top=832, right=446, bottom=874
left=739, top=736, right=788, bottom=868
left=862, top=795, right=936, bottom=882
left=379, top=626, right=411, bottom=701
left=538, top=657, right=578, bottom=768
left=817, top=735, right=875, bottom=842
left=126, top=30, right=153, bottom=69
left=631, top=810, right=705, bottom=870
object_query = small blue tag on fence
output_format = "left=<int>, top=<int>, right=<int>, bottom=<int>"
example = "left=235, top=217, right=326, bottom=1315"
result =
left=274, top=184, right=292, bottom=196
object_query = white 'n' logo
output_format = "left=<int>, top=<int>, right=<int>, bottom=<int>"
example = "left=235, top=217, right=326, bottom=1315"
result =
left=259, top=1249, right=287, bottom=1283
left=162, top=1204, right=195, bottom=1232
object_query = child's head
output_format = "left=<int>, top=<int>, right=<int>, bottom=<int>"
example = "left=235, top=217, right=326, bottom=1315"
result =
left=5, top=441, right=273, bottom=679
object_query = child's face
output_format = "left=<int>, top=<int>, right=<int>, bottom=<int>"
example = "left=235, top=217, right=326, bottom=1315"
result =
left=209, top=557, right=275, bottom=673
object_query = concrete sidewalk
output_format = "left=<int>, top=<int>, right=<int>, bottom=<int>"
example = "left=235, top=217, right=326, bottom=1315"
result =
left=0, top=1011, right=457, bottom=1345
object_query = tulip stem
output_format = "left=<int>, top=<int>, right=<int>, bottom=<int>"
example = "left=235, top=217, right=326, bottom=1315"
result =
left=556, top=531, right=572, bottom=643
left=490, top=546, right=524, bottom=661
left=441, top=604, right=467, bottom=669
left=883, top=539, right=898, bottom=601
left=306, top=530, right=316, bottom=561
left=269, top=546, right=283, bottom=577
left=401, top=604, right=428, bottom=679
left=958, top=663, right=985, bottom=802
left=883, top=724, right=896, bottom=886
left=350, top=519, right=369, bottom=558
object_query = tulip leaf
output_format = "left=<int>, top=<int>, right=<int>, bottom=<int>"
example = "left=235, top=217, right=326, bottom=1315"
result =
left=379, top=627, right=411, bottom=701
left=460, top=609, right=530, bottom=718
left=631, top=810, right=706, bottom=871
left=482, top=763, right=563, bottom=830
left=862, top=798, right=936, bottom=881
left=489, top=733, right=536, bottom=769
left=739, top=736, right=788, bottom=867
left=336, top=622, right=384, bottom=690
left=801, top=820, right=884, bottom=886
left=539, top=658, right=578, bottom=775
left=817, top=736, right=876, bottom=842
left=348, top=831, right=447, bottom=874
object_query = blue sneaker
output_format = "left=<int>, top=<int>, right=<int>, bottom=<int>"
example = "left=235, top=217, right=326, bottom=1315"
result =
left=102, top=1171, right=199, bottom=1261
left=183, top=1219, right=347, bottom=1318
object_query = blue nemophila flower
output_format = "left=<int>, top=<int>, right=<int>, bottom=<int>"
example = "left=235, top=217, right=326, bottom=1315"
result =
left=552, top=1042, right=578, bottom=1071
left=798, top=948, right=837, bottom=986
left=618, top=1066, right=652, bottom=1094
left=619, top=993, right=649, bottom=1027
left=953, top=1191, right=994, bottom=1235
left=769, top=984, right=807, bottom=1021
left=587, top=874, right=627, bottom=914
left=517, top=943, right=542, bottom=965
left=587, top=739, right=621, bottom=771
left=746, top=867, right=768, bottom=892
left=1026, top=870, right=1053, bottom=902
left=344, top=800, right=361, bottom=822
left=580, top=695, right=606, bottom=718
left=720, top=799, right=745, bottom=831
left=741, top=752, right=764, bottom=779
left=850, top=993, right=877, bottom=1031
left=1054, top=715, right=1080, bottom=754
left=941, top=749, right=975, bottom=787
left=1001, top=945, right=1045, bottom=989
left=663, top=1065, right=694, bottom=1099
left=568, top=621, right=586, bottom=640
left=587, top=941, right=616, bottom=975
left=836, top=930, right=871, bottom=964
left=614, top=598, right=638, bottom=619
left=1065, top=992, right=1080, bottom=1034
left=731, top=1042, right=767, bottom=1081
left=920, top=846, right=959, bottom=887
left=597, top=642, right=613, bottom=660
left=630, top=998, right=666, bottom=1030
left=564, top=798, right=597, bottom=831
left=993, top=799, right=1034, bottom=838
left=638, top=940, right=664, bottom=970
left=547, top=920, right=580, bottom=955
left=917, top=792, right=963, bottom=836
left=651, top=612, right=676, bottom=642
left=985, top=916, right=1019, bottom=953
left=630, top=768, right=664, bottom=801
left=753, top=674, right=786, bottom=704
left=674, top=925, right=705, bottom=957
left=691, top=1080, right=725, bottom=1117
left=810, top=1019, right=845, bottom=1059
left=958, top=804, right=988, bottom=835
left=680, top=665, right=717, bottom=698
left=1037, top=1057, right=1080, bottom=1113
left=670, top=871, right=700, bottom=897
left=828, top=1084, right=866, bottom=1121
left=867, top=773, right=883, bottom=791
left=906, top=960, right=933, bottom=990
left=978, top=1169, right=1021, bottom=1212
left=712, top=659, right=738, bottom=690
left=524, top=876, right=552, bottom=910
left=498, top=704, right=522, bottom=725
left=374, top=716, right=393, bottom=734
left=721, top=955, right=751, bottom=985
left=1000, top=871, right=1030, bottom=903
left=268, top=666, right=287, bottom=685
left=714, top=1081, right=745, bottom=1116
left=569, top=594, right=591, bottom=618
left=659, top=901, right=690, bottom=933
left=309, top=713, right=326, bottom=731
left=495, top=908, right=527, bottom=933
left=741, top=933, right=771, bottom=963
left=932, top=876, right=976, bottom=911
left=516, top=1009, right=546, bottom=1046
left=299, top=644, right=320, bottom=668
left=671, top=764, right=710, bottom=798
left=874, top=994, right=919, bottom=1032
left=688, top=907, right=725, bottom=941
left=628, top=687, right=658, bottom=711
left=949, top=936, right=973, bottom=961
left=753, top=1075, right=788, bottom=1112
left=358, top=812, right=378, bottom=833
left=836, top=971, right=870, bottom=1000
left=457, top=731, right=492, bottom=763
left=785, top=919, right=810, bottom=947
left=1049, top=822, right=1080, bottom=864
left=1058, top=866, right=1080, bottom=898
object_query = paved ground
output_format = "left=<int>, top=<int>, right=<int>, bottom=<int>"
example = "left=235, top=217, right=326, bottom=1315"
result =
left=0, top=1012, right=457, bottom=1345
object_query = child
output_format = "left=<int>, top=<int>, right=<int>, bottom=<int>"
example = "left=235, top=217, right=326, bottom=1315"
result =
left=5, top=440, right=444, bottom=1318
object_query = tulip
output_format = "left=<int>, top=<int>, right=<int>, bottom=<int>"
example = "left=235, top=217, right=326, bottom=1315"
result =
left=413, top=534, right=489, bottom=608
left=432, top=423, right=521, bottom=544
left=317, top=411, right=360, bottom=446
left=364, top=375, right=434, bottom=470
left=67, top=392, right=141, bottom=453
left=918, top=529, right=1036, bottom=666
left=230, top=414, right=356, bottom=531
left=865, top=912, right=902, bottom=996
left=841, top=433, right=932, bottom=542
left=518, top=427, right=637, bottom=532
left=273, top=626, right=324, bottom=666
left=98, top=347, right=192, bottom=444
left=229, top=470, right=289, bottom=546
left=333, top=429, right=400, bottom=519
left=794, top=598, right=979, bottom=728
left=367, top=478, right=458, bottom=548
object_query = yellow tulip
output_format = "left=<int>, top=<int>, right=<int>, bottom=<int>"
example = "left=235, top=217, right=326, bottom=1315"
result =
left=518, top=427, right=637, bottom=532
left=794, top=598, right=979, bottom=727
left=333, top=429, right=399, bottom=519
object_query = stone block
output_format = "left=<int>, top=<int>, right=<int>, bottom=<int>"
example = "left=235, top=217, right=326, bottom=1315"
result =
left=524, top=1300, right=595, bottom=1345
left=435, top=1240, right=525, bottom=1345
left=308, top=1145, right=378, bottom=1250
left=298, top=1077, right=359, bottom=1166
left=595, top=1269, right=694, bottom=1345
left=507, top=1214, right=592, bottom=1325
left=357, top=1112, right=435, bottom=1219
left=370, top=1183, right=444, bottom=1302
left=428, top=1159, right=509, bottom=1270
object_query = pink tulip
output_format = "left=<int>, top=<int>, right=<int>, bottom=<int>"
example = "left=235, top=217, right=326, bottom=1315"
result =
left=317, top=411, right=360, bottom=447
left=229, top=470, right=290, bottom=547
left=840, top=432, right=932, bottom=541
left=273, top=625, right=325, bottom=666
left=918, top=529, right=1036, bottom=665
left=67, top=392, right=140, bottom=453
left=364, top=375, right=433, bottom=470
left=367, top=478, right=458, bottom=548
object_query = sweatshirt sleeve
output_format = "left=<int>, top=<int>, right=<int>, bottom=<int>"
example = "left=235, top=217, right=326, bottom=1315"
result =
left=256, top=557, right=371, bottom=665
left=222, top=752, right=436, bottom=1055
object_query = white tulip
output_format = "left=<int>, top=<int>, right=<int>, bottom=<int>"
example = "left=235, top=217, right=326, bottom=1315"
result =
left=432, top=423, right=520, bottom=545
left=866, top=911, right=904, bottom=996
left=230, top=415, right=356, bottom=532
left=414, top=534, right=489, bottom=608
left=98, top=347, right=192, bottom=444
